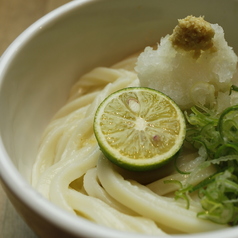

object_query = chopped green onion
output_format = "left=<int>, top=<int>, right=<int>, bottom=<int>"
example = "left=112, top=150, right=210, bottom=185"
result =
left=230, top=85, right=238, bottom=95
left=174, top=104, right=238, bottom=225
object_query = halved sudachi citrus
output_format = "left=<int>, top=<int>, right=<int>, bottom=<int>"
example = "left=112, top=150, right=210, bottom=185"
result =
left=94, top=87, right=186, bottom=171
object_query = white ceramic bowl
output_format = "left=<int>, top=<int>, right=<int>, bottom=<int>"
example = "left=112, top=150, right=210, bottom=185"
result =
left=1, top=0, right=238, bottom=237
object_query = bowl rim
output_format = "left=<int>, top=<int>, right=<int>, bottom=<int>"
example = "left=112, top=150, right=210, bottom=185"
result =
left=0, top=0, right=238, bottom=237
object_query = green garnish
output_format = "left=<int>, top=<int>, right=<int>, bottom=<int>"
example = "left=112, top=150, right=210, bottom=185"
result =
left=177, top=101, right=238, bottom=225
left=229, top=85, right=238, bottom=95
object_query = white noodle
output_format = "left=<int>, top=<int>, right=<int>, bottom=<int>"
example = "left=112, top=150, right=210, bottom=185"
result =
left=97, top=155, right=226, bottom=233
left=84, top=168, right=138, bottom=216
left=68, top=188, right=168, bottom=235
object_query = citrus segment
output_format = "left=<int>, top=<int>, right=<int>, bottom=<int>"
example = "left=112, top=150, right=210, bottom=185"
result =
left=94, top=87, right=186, bottom=171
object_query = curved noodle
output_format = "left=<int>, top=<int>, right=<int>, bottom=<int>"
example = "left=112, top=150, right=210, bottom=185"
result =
left=97, top=155, right=226, bottom=233
left=84, top=168, right=138, bottom=216
left=68, top=188, right=168, bottom=235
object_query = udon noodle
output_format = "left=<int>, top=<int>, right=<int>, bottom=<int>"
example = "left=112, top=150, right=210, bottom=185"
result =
left=32, top=16, right=237, bottom=235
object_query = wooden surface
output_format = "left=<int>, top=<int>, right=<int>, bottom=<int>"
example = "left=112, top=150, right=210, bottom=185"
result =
left=0, top=0, right=72, bottom=237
